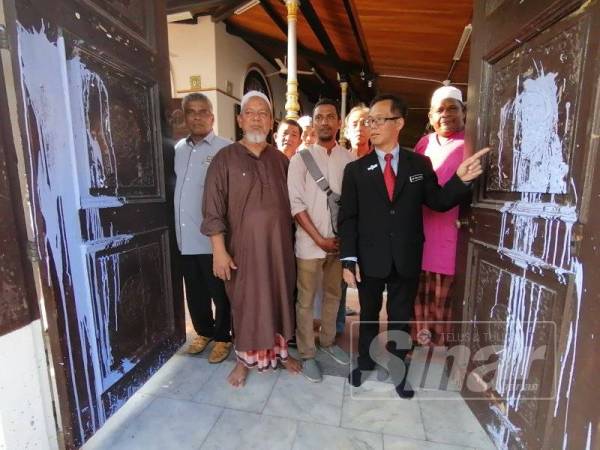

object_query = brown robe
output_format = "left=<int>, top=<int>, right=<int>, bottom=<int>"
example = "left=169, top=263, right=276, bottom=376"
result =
left=201, top=142, right=295, bottom=352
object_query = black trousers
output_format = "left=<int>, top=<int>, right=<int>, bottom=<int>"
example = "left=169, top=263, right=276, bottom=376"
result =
left=357, top=264, right=418, bottom=370
left=181, top=254, right=231, bottom=342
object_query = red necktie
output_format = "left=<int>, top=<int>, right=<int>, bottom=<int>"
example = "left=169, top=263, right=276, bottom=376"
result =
left=383, top=153, right=396, bottom=201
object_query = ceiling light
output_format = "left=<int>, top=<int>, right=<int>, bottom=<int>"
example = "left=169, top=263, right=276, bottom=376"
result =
left=453, top=24, right=472, bottom=61
left=234, top=0, right=261, bottom=15
left=167, top=11, right=193, bottom=22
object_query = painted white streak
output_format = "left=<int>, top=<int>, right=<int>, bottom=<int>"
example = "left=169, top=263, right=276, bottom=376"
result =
left=494, top=270, right=543, bottom=411
left=498, top=194, right=576, bottom=274
left=486, top=405, right=522, bottom=450
left=18, top=24, right=133, bottom=434
left=491, top=62, right=585, bottom=449
left=511, top=66, right=569, bottom=193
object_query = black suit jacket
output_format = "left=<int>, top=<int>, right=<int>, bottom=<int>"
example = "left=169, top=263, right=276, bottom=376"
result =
left=338, top=148, right=471, bottom=279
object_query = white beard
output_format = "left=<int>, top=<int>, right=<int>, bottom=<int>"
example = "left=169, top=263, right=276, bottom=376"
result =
left=245, top=131, right=267, bottom=144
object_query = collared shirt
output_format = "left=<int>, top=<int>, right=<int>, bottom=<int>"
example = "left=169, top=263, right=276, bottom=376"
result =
left=342, top=145, right=400, bottom=263
left=288, top=142, right=355, bottom=259
left=374, top=145, right=400, bottom=174
left=174, top=131, right=232, bottom=254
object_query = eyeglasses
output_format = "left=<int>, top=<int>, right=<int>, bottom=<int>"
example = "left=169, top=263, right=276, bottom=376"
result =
left=364, top=116, right=401, bottom=127
left=242, top=109, right=270, bottom=119
left=185, top=109, right=212, bottom=118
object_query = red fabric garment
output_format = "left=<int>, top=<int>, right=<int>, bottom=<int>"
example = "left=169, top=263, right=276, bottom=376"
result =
left=383, top=153, right=396, bottom=200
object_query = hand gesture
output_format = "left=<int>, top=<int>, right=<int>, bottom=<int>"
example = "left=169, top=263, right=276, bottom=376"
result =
left=456, top=147, right=490, bottom=182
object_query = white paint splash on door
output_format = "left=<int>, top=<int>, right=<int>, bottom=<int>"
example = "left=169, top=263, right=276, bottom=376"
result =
left=496, top=64, right=570, bottom=193
left=17, top=23, right=134, bottom=435
left=489, top=58, right=585, bottom=449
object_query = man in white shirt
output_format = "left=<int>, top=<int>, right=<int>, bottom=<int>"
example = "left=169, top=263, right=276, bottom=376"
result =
left=174, top=93, right=232, bottom=363
left=287, top=99, right=354, bottom=382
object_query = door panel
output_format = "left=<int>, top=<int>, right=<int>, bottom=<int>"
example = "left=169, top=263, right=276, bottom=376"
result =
left=455, top=1, right=600, bottom=449
left=10, top=0, right=183, bottom=447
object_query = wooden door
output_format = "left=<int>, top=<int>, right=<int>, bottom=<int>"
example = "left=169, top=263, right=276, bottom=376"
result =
left=6, top=0, right=184, bottom=447
left=0, top=35, right=39, bottom=339
left=454, top=1, right=600, bottom=449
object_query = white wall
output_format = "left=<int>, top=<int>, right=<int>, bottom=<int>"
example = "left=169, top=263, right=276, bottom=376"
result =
left=0, top=321, right=58, bottom=450
left=168, top=18, right=313, bottom=142
left=168, top=17, right=217, bottom=97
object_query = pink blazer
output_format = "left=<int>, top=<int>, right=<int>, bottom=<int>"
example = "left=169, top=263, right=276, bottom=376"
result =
left=414, top=131, right=465, bottom=275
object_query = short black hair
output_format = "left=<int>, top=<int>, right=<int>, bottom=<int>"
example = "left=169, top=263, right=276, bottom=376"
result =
left=369, top=94, right=407, bottom=119
left=313, top=98, right=340, bottom=117
left=277, top=119, right=302, bottom=135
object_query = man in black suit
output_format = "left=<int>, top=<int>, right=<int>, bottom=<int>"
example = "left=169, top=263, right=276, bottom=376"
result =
left=339, top=93, right=488, bottom=398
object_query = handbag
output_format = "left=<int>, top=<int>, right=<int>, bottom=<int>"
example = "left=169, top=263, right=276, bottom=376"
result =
left=298, top=149, right=341, bottom=236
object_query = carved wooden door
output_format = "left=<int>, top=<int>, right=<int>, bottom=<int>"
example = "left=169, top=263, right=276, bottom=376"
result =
left=8, top=0, right=184, bottom=447
left=454, top=1, right=600, bottom=449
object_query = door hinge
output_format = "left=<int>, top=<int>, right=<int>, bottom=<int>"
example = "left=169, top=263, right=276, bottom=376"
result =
left=0, top=24, right=8, bottom=50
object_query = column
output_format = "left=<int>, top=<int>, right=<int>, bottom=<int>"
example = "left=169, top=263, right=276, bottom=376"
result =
left=339, top=80, right=348, bottom=145
left=285, top=0, right=300, bottom=120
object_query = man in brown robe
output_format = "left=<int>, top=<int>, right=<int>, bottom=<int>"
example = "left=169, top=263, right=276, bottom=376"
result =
left=201, top=90, right=302, bottom=387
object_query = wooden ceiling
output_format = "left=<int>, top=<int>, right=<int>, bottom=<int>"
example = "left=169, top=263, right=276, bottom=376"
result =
left=167, top=0, right=473, bottom=146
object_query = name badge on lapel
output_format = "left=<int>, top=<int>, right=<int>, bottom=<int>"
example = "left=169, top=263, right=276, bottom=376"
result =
left=203, top=155, right=213, bottom=166
left=409, top=173, right=424, bottom=183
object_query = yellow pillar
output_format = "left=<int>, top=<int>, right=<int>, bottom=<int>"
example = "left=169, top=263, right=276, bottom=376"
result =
left=339, top=81, right=348, bottom=145
left=285, top=0, right=300, bottom=120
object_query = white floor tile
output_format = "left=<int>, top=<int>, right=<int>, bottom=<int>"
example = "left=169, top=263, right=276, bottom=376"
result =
left=383, top=435, right=477, bottom=450
left=293, top=422, right=383, bottom=450
left=109, top=396, right=222, bottom=450
left=263, top=372, right=345, bottom=426
left=418, top=390, right=495, bottom=450
left=193, top=360, right=280, bottom=413
left=137, top=354, right=218, bottom=401
left=82, top=393, right=155, bottom=450
left=201, top=408, right=297, bottom=450
left=342, top=381, right=426, bottom=440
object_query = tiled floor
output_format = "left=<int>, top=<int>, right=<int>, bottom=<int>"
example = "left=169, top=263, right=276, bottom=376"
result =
left=82, top=289, right=497, bottom=450
left=83, top=352, right=496, bottom=450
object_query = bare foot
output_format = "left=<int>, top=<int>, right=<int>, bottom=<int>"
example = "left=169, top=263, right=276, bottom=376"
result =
left=282, top=356, right=302, bottom=374
left=227, top=362, right=249, bottom=387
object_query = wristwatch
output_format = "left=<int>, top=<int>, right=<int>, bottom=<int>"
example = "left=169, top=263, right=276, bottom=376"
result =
left=341, top=260, right=356, bottom=274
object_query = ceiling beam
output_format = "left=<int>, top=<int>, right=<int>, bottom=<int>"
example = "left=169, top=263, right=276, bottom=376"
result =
left=233, top=32, right=335, bottom=106
left=258, top=0, right=288, bottom=34
left=225, top=23, right=361, bottom=73
left=342, top=0, right=374, bottom=79
left=167, top=0, right=230, bottom=14
left=212, top=0, right=252, bottom=22
left=298, top=0, right=366, bottom=102
left=257, top=1, right=338, bottom=98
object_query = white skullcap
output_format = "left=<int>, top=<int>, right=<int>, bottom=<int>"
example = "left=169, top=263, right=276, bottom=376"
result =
left=240, top=90, right=272, bottom=111
left=297, top=115, right=313, bottom=130
left=431, top=86, right=463, bottom=107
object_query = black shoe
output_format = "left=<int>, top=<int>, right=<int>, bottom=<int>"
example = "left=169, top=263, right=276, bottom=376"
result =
left=395, top=378, right=415, bottom=399
left=348, top=368, right=363, bottom=387
left=288, top=336, right=297, bottom=348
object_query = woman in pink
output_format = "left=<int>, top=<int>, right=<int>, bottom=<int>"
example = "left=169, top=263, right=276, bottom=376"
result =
left=413, top=86, right=466, bottom=346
